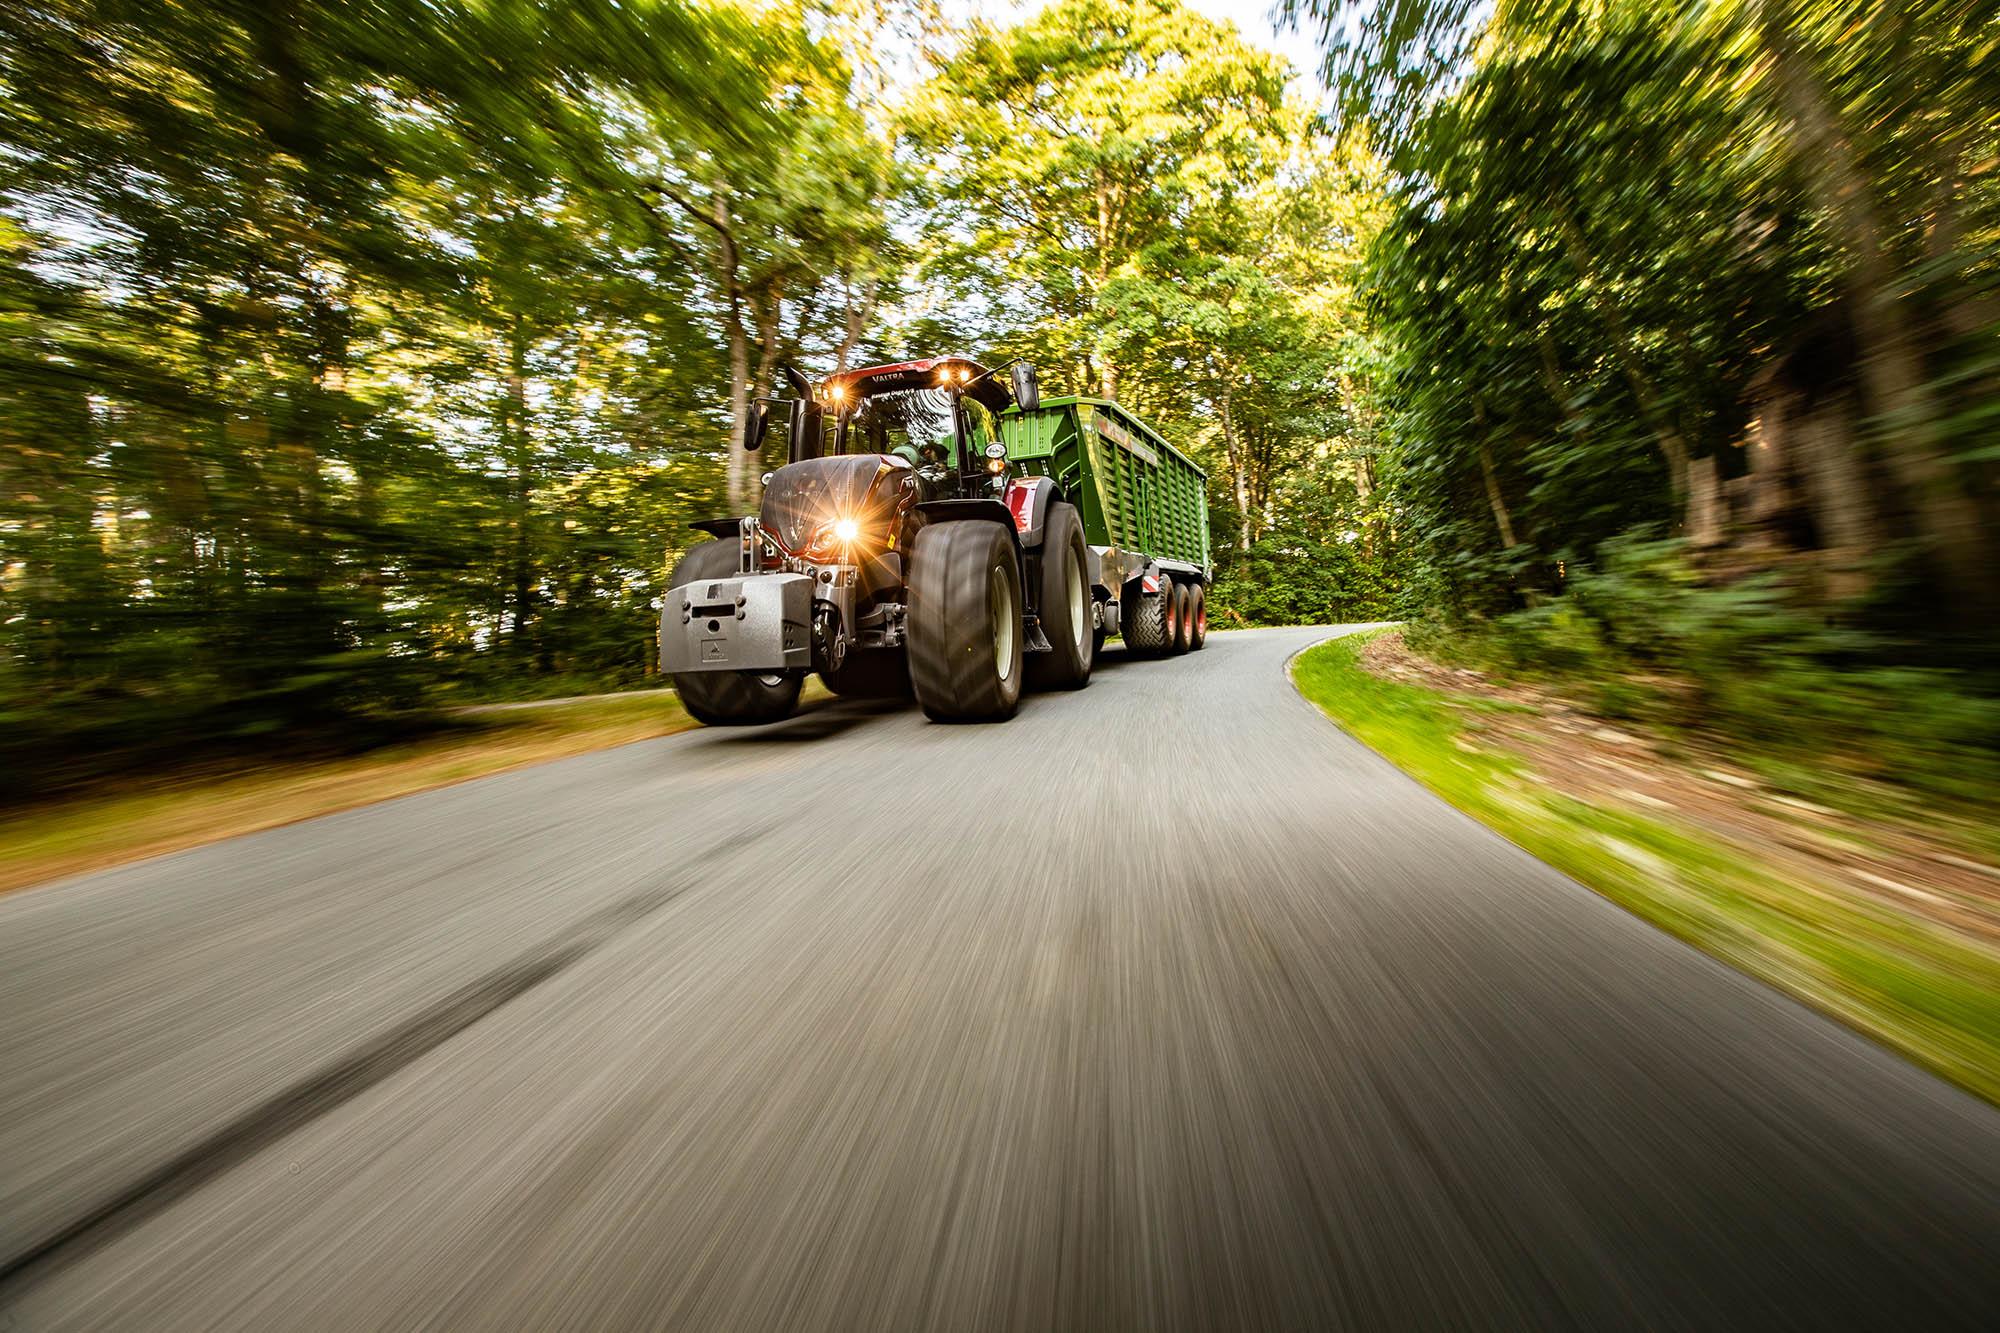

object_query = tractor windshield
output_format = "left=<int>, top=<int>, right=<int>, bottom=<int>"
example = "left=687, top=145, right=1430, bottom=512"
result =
left=840, top=387, right=956, bottom=467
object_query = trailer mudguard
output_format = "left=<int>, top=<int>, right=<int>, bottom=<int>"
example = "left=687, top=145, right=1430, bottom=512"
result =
left=689, top=516, right=753, bottom=540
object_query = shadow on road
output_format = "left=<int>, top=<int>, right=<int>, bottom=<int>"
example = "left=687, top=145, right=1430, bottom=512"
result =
left=687, top=643, right=1166, bottom=747
left=695, top=695, right=909, bottom=747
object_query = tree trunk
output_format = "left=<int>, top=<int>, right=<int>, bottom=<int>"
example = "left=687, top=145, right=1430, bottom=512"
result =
left=835, top=273, right=878, bottom=373
left=505, top=317, right=535, bottom=656
left=1219, top=382, right=1252, bottom=550
left=1552, top=209, right=1692, bottom=515
left=1470, top=397, right=1519, bottom=550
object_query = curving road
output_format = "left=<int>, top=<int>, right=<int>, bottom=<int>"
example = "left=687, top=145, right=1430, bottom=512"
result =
left=2, top=626, right=1996, bottom=1329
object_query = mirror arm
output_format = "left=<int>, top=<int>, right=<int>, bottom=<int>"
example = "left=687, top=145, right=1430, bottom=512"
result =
left=960, top=357, right=1020, bottom=392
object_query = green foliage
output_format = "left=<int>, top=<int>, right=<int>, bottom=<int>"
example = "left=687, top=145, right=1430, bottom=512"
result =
left=1208, top=534, right=1392, bottom=627
left=1293, top=0, right=2000, bottom=632
left=1417, top=539, right=2000, bottom=806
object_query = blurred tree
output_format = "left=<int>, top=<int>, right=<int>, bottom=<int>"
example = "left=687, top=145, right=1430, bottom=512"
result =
left=1286, top=0, right=2000, bottom=634
left=0, top=0, right=898, bottom=787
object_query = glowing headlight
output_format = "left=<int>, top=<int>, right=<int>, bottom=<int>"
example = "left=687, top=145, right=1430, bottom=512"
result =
left=804, top=515, right=866, bottom=560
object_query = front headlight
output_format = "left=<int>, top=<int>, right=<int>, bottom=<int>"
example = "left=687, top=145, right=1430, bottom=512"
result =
left=804, top=515, right=870, bottom=562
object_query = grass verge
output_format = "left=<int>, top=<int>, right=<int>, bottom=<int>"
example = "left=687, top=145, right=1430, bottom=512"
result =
left=1, top=688, right=733, bottom=894
left=1293, top=631, right=2000, bottom=1106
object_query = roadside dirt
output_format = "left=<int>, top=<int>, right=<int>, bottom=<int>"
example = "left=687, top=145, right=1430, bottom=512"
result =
left=1359, top=630, right=2000, bottom=947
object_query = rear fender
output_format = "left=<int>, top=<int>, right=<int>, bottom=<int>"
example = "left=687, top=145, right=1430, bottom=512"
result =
left=1134, top=562, right=1170, bottom=599
left=1000, top=476, right=1060, bottom=547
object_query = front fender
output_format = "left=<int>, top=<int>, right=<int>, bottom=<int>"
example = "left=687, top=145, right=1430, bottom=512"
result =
left=912, top=499, right=1022, bottom=554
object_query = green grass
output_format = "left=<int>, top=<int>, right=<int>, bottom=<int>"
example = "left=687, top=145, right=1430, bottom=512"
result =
left=1293, top=632, right=2000, bottom=1106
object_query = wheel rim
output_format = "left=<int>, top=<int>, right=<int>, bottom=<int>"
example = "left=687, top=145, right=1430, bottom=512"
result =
left=990, top=564, right=1015, bottom=682
left=1065, top=547, right=1085, bottom=646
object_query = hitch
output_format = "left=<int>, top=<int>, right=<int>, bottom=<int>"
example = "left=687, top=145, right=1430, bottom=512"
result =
left=812, top=605, right=847, bottom=674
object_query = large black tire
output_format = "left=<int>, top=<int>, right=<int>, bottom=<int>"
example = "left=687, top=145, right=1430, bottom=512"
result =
left=907, top=521, right=1025, bottom=721
left=1169, top=581, right=1193, bottom=654
left=821, top=648, right=911, bottom=699
left=1121, top=575, right=1168, bottom=656
left=1026, top=502, right=1093, bottom=690
left=1160, top=577, right=1183, bottom=654
left=663, top=541, right=804, bottom=726
left=1188, top=584, right=1207, bottom=650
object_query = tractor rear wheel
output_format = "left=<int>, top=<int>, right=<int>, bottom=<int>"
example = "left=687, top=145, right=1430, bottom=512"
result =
left=1188, top=584, right=1208, bottom=650
left=1026, top=502, right=1093, bottom=690
left=908, top=521, right=1024, bottom=722
left=663, top=541, right=804, bottom=726
left=1121, top=575, right=1168, bottom=656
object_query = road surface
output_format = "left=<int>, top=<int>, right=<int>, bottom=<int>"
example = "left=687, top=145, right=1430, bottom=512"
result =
left=2, top=625, right=1996, bottom=1329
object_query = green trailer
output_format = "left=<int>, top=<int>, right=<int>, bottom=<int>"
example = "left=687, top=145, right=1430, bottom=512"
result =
left=1000, top=395, right=1211, bottom=653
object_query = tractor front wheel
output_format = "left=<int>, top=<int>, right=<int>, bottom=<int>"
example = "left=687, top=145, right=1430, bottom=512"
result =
left=663, top=541, right=804, bottom=726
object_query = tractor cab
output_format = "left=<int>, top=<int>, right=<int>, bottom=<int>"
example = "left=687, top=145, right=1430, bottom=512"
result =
left=810, top=357, right=1021, bottom=487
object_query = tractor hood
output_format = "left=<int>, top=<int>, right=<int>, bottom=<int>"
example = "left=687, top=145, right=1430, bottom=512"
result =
left=759, top=454, right=910, bottom=556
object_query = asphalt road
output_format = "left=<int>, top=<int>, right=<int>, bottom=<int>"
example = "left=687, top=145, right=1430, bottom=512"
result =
left=3, top=625, right=1996, bottom=1330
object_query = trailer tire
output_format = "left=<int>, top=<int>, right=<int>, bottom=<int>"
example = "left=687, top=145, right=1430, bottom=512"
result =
left=908, top=521, right=1024, bottom=722
left=1161, top=578, right=1184, bottom=654
left=821, top=648, right=911, bottom=700
left=1026, top=503, right=1093, bottom=690
left=1188, top=584, right=1207, bottom=650
left=1121, top=575, right=1168, bottom=656
left=1169, top=581, right=1193, bottom=654
left=664, top=541, right=804, bottom=725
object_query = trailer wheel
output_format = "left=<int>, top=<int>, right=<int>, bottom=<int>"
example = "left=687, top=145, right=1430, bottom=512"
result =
left=1026, top=502, right=1093, bottom=690
left=1169, top=582, right=1194, bottom=654
left=908, top=521, right=1024, bottom=721
left=1121, top=575, right=1168, bottom=656
left=821, top=648, right=911, bottom=700
left=1161, top=578, right=1184, bottom=654
left=1188, top=585, right=1208, bottom=650
left=663, top=541, right=804, bottom=725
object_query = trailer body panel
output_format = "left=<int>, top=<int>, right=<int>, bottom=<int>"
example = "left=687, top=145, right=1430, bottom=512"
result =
left=999, top=396, right=1210, bottom=580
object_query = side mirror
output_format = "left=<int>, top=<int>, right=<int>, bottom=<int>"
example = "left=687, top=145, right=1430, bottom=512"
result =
left=788, top=400, right=821, bottom=461
left=1010, top=361, right=1042, bottom=414
left=744, top=401, right=770, bottom=452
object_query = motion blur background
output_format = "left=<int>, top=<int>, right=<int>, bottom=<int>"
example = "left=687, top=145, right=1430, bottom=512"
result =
left=1, top=0, right=1995, bottom=800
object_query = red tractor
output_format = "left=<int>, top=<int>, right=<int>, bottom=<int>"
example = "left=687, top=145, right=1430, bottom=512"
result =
left=660, top=357, right=1098, bottom=723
